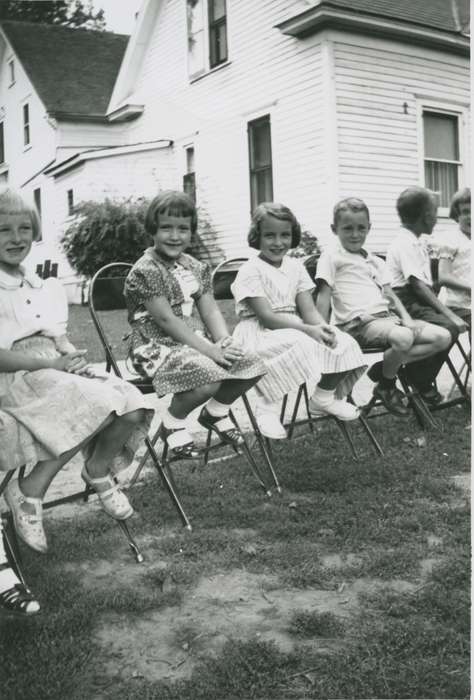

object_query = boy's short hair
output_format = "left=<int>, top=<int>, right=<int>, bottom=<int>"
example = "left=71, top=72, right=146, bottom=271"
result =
left=145, top=190, right=198, bottom=236
left=449, top=187, right=471, bottom=221
left=0, top=186, right=41, bottom=241
left=332, top=197, right=370, bottom=226
left=248, top=202, right=301, bottom=250
left=396, top=186, right=436, bottom=225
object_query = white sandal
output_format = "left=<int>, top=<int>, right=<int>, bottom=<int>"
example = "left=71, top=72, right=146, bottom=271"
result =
left=4, top=479, right=47, bottom=553
left=81, top=466, right=134, bottom=520
left=309, top=397, right=360, bottom=421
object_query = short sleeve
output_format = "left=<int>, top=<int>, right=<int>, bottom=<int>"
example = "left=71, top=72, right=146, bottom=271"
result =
left=231, top=263, right=267, bottom=303
left=315, top=251, right=336, bottom=287
left=295, top=261, right=315, bottom=295
left=126, top=263, right=166, bottom=304
left=41, top=278, right=68, bottom=337
left=373, top=256, right=391, bottom=286
left=395, top=240, right=427, bottom=283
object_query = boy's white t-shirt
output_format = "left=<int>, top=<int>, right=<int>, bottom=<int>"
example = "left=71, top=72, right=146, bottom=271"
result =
left=316, top=241, right=390, bottom=324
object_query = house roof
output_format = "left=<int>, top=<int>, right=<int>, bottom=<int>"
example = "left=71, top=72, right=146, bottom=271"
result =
left=300, top=0, right=470, bottom=35
left=1, top=20, right=129, bottom=118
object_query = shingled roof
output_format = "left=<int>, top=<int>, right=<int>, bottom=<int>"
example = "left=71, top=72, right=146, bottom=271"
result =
left=1, top=20, right=129, bottom=119
left=305, top=0, right=470, bottom=34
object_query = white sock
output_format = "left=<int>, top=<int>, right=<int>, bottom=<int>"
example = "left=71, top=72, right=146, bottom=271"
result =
left=257, top=398, right=281, bottom=416
left=311, top=387, right=336, bottom=406
left=163, top=409, right=187, bottom=430
left=206, top=398, right=230, bottom=418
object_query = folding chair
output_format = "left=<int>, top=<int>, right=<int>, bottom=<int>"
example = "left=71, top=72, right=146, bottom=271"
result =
left=89, top=263, right=277, bottom=513
left=211, top=257, right=383, bottom=464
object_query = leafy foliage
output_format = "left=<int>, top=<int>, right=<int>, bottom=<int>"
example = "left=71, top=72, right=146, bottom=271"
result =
left=61, top=198, right=151, bottom=278
left=0, top=0, right=106, bottom=30
left=288, top=230, right=321, bottom=258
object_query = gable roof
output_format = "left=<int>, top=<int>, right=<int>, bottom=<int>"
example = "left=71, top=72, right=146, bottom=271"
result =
left=308, top=0, right=470, bottom=34
left=1, top=20, right=129, bottom=119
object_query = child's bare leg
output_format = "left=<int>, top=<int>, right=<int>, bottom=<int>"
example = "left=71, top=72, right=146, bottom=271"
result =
left=199, top=378, right=263, bottom=445
left=213, top=377, right=261, bottom=405
left=169, top=383, right=221, bottom=419
left=318, top=371, right=352, bottom=391
left=403, top=326, right=451, bottom=363
left=85, top=409, right=147, bottom=480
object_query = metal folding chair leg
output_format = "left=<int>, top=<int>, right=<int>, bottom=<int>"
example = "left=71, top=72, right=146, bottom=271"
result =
left=398, top=372, right=439, bottom=430
left=356, top=412, right=384, bottom=455
left=116, top=519, right=144, bottom=563
left=333, top=419, right=359, bottom=461
left=2, top=515, right=26, bottom=585
left=228, top=409, right=273, bottom=496
left=240, top=394, right=282, bottom=494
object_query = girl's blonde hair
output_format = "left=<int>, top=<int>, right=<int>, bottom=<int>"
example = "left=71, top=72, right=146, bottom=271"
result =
left=449, top=187, right=470, bottom=222
left=0, top=186, right=41, bottom=241
left=248, top=202, right=301, bottom=250
left=145, top=190, right=198, bottom=236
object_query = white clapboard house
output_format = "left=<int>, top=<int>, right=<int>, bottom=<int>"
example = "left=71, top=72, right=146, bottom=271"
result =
left=0, top=0, right=470, bottom=294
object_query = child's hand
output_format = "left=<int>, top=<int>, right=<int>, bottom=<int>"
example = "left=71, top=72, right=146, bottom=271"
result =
left=216, top=337, right=244, bottom=364
left=51, top=350, right=88, bottom=373
left=452, top=314, right=468, bottom=334
left=307, top=324, right=337, bottom=348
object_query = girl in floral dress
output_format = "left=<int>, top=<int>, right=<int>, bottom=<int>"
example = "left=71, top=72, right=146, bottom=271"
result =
left=125, top=190, right=265, bottom=458
left=231, top=202, right=367, bottom=439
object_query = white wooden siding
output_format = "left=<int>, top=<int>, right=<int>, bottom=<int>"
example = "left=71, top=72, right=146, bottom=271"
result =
left=332, top=32, right=470, bottom=251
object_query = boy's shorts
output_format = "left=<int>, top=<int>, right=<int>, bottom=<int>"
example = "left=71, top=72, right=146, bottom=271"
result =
left=338, top=311, right=427, bottom=348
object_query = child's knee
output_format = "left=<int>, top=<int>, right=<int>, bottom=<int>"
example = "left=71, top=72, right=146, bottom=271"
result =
left=195, top=382, right=222, bottom=401
left=434, top=328, right=451, bottom=351
left=389, top=327, right=414, bottom=352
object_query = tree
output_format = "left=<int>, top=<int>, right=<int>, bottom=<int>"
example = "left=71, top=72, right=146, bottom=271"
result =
left=0, top=1, right=106, bottom=30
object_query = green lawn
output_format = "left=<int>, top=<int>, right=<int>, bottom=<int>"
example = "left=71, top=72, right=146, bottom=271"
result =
left=1, top=402, right=470, bottom=699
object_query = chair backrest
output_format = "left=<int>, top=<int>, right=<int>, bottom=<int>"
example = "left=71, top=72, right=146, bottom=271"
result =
left=88, top=263, right=133, bottom=376
left=211, top=257, right=249, bottom=300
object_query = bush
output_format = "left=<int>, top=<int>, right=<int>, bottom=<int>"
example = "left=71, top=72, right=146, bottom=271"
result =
left=61, top=198, right=151, bottom=279
left=288, top=230, right=321, bottom=259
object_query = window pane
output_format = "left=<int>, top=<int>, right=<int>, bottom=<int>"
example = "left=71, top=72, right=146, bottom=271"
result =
left=251, top=122, right=272, bottom=168
left=210, top=0, right=226, bottom=21
left=216, top=22, right=227, bottom=62
left=425, top=161, right=458, bottom=208
left=423, top=112, right=459, bottom=161
left=0, top=123, right=4, bottom=163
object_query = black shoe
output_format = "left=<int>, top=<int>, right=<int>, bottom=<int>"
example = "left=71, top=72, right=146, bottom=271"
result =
left=0, top=580, right=40, bottom=616
left=418, top=385, right=444, bottom=406
left=157, top=423, right=199, bottom=459
left=367, top=361, right=384, bottom=383
left=373, top=384, right=410, bottom=417
left=198, top=407, right=244, bottom=447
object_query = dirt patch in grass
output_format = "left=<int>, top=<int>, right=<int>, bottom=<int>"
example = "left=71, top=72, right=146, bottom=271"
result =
left=93, top=568, right=416, bottom=684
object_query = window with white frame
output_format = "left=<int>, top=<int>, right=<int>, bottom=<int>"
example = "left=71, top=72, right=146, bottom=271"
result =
left=422, top=109, right=462, bottom=209
left=248, top=115, right=273, bottom=212
left=23, top=103, right=30, bottom=146
left=187, top=0, right=228, bottom=78
left=67, top=189, right=74, bottom=215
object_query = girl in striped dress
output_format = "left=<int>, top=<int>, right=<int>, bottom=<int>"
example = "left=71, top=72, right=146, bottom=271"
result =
left=231, top=202, right=367, bottom=439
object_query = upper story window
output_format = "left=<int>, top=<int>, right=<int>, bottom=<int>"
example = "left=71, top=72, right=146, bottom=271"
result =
left=423, top=109, right=461, bottom=210
left=187, top=0, right=228, bottom=78
left=0, top=122, right=4, bottom=164
left=33, top=188, right=42, bottom=242
left=183, top=146, right=196, bottom=202
left=8, top=59, right=15, bottom=85
left=248, top=115, right=273, bottom=212
left=208, top=0, right=227, bottom=68
left=23, top=103, right=30, bottom=146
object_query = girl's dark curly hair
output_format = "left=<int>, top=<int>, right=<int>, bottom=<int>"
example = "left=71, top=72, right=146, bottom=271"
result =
left=145, top=190, right=198, bottom=236
left=248, top=202, right=301, bottom=250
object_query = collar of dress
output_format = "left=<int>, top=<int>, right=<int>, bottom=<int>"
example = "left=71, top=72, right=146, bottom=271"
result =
left=145, top=248, right=194, bottom=271
left=0, top=265, right=43, bottom=290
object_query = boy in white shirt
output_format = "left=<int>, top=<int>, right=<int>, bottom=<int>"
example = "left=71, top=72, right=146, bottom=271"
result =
left=316, top=197, right=450, bottom=414
left=387, top=187, right=466, bottom=403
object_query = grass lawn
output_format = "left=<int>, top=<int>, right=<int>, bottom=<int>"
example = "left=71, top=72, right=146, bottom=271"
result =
left=0, top=400, right=470, bottom=699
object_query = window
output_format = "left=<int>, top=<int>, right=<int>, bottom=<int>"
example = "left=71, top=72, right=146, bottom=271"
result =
left=183, top=146, right=196, bottom=202
left=248, top=115, right=273, bottom=212
left=187, top=0, right=228, bottom=77
left=33, top=188, right=42, bottom=241
left=0, top=122, right=4, bottom=164
left=8, top=60, right=15, bottom=85
left=23, top=103, right=30, bottom=146
left=423, top=110, right=461, bottom=209
left=208, top=0, right=227, bottom=68
left=67, top=189, right=74, bottom=215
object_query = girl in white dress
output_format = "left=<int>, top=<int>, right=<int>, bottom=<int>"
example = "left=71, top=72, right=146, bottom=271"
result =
left=231, top=202, right=367, bottom=439
left=0, top=187, right=152, bottom=615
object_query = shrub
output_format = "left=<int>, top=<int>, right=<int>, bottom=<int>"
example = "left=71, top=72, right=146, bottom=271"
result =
left=288, top=230, right=321, bottom=259
left=61, top=198, right=151, bottom=279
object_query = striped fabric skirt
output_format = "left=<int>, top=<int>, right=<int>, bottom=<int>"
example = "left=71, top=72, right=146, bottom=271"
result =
left=233, top=317, right=366, bottom=402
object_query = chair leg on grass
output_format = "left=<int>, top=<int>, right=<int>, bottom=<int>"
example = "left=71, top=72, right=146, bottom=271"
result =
left=302, top=384, right=315, bottom=433
left=288, top=385, right=304, bottom=440
left=2, top=515, right=26, bottom=585
left=228, top=410, right=272, bottom=497
left=445, top=355, right=470, bottom=403
left=334, top=419, right=359, bottom=461
left=398, top=373, right=439, bottom=430
left=116, top=519, right=144, bottom=564
left=357, top=412, right=384, bottom=456
left=143, top=436, right=192, bottom=531
left=241, top=394, right=282, bottom=494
